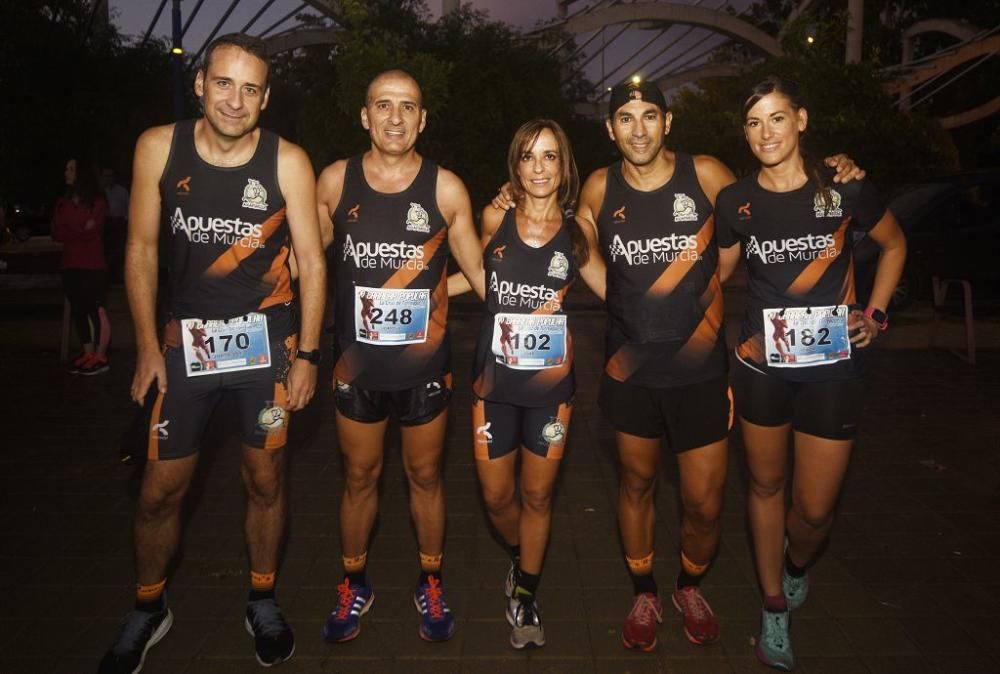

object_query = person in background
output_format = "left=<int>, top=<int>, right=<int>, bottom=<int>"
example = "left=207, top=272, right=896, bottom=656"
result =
left=52, top=156, right=111, bottom=375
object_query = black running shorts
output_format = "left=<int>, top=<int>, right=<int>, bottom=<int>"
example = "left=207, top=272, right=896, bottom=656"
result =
left=147, top=312, right=297, bottom=460
left=733, top=359, right=865, bottom=440
left=472, top=397, right=574, bottom=461
left=598, top=374, right=732, bottom=452
left=333, top=374, right=452, bottom=426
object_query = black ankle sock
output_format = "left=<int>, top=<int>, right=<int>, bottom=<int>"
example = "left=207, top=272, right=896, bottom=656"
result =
left=135, top=595, right=165, bottom=613
left=784, top=552, right=807, bottom=578
left=676, top=568, right=704, bottom=590
left=515, top=569, right=540, bottom=596
left=249, top=588, right=276, bottom=602
left=509, top=544, right=521, bottom=562
left=346, top=569, right=367, bottom=586
left=631, top=573, right=658, bottom=596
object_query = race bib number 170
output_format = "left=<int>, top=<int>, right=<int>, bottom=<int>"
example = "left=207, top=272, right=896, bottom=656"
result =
left=181, top=313, right=271, bottom=377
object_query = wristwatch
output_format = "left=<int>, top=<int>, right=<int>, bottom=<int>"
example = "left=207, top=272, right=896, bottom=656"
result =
left=863, top=306, right=889, bottom=331
left=296, top=348, right=322, bottom=365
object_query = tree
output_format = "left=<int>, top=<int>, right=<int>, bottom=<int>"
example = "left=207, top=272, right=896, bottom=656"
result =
left=0, top=1, right=176, bottom=208
left=265, top=0, right=608, bottom=208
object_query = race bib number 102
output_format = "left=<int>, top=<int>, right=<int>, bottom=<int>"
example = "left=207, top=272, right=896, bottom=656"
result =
left=181, top=313, right=271, bottom=377
left=492, top=313, right=567, bottom=370
left=354, top=286, right=430, bottom=345
left=764, top=305, right=851, bottom=368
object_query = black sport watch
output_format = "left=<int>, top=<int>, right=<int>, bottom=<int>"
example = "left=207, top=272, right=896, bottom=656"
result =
left=296, top=348, right=322, bottom=365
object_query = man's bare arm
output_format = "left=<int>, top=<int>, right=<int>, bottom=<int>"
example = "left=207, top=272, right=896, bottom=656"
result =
left=575, top=169, right=609, bottom=301
left=280, top=140, right=326, bottom=411
left=439, top=168, right=486, bottom=299
left=126, top=124, right=173, bottom=404
left=316, top=159, right=347, bottom=251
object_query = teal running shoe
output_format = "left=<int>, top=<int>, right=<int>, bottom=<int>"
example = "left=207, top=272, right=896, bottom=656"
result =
left=755, top=607, right=794, bottom=671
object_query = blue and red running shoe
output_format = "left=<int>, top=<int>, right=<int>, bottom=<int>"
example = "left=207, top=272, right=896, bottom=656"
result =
left=323, top=577, right=374, bottom=643
left=413, top=576, right=456, bottom=642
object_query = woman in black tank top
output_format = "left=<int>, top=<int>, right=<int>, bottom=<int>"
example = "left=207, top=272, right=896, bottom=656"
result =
left=453, top=120, right=605, bottom=648
left=715, top=76, right=906, bottom=670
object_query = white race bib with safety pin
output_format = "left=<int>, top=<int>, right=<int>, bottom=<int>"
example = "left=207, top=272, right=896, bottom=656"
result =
left=491, top=312, right=567, bottom=370
left=763, top=305, right=851, bottom=368
left=181, top=313, right=271, bottom=377
left=354, top=285, right=430, bottom=345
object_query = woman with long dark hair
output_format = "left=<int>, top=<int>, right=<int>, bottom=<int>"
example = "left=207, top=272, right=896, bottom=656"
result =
left=715, top=76, right=906, bottom=670
left=453, top=119, right=605, bottom=648
left=52, top=157, right=111, bottom=374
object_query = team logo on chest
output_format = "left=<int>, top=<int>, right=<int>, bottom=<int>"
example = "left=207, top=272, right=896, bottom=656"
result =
left=547, top=251, right=569, bottom=280
left=405, top=202, right=430, bottom=233
left=673, top=192, right=698, bottom=222
left=813, top=189, right=843, bottom=218
left=242, top=178, right=268, bottom=211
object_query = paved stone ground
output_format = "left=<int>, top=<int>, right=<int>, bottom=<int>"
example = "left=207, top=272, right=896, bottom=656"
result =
left=1, top=283, right=999, bottom=674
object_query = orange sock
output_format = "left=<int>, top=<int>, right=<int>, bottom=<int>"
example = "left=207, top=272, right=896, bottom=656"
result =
left=419, top=551, right=443, bottom=574
left=626, top=551, right=654, bottom=575
left=251, top=570, right=276, bottom=592
left=136, top=579, right=166, bottom=605
left=681, top=551, right=710, bottom=577
left=343, top=552, right=368, bottom=574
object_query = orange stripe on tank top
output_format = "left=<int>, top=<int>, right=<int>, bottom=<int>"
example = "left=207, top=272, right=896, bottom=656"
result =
left=674, top=277, right=724, bottom=363
left=384, top=228, right=446, bottom=290
left=647, top=215, right=714, bottom=298
left=204, top=208, right=287, bottom=278
left=259, top=244, right=293, bottom=310
left=785, top=218, right=849, bottom=297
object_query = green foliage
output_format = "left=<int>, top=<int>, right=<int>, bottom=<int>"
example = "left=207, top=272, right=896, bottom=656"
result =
left=266, top=0, right=606, bottom=208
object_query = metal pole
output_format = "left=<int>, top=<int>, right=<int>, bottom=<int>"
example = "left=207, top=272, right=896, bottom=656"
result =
left=172, top=0, right=184, bottom=120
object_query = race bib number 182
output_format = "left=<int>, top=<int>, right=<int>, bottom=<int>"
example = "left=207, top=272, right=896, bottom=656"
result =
left=764, top=305, right=851, bottom=368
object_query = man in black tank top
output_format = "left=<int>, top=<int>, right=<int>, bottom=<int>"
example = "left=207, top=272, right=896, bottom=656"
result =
left=315, top=70, right=484, bottom=644
left=100, top=34, right=326, bottom=673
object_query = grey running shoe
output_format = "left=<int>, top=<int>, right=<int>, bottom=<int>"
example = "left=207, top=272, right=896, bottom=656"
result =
left=782, top=566, right=809, bottom=611
left=755, top=607, right=794, bottom=671
left=504, top=562, right=519, bottom=599
left=245, top=598, right=295, bottom=666
left=98, top=607, right=173, bottom=674
left=506, top=591, right=545, bottom=649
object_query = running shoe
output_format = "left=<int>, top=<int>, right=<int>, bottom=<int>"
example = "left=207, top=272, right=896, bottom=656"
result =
left=413, top=576, right=456, bottom=642
left=67, top=352, right=93, bottom=374
left=504, top=562, right=519, bottom=599
left=98, top=607, right=173, bottom=674
left=245, top=598, right=295, bottom=667
left=755, top=607, right=794, bottom=671
left=782, top=567, right=809, bottom=611
left=79, top=353, right=110, bottom=375
left=621, top=592, right=662, bottom=651
left=323, top=577, right=374, bottom=642
left=506, top=591, right=545, bottom=649
left=671, top=585, right=720, bottom=644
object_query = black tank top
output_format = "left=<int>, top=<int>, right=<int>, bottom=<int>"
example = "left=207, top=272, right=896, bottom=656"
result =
left=331, top=155, right=450, bottom=390
left=473, top=210, right=577, bottom=406
left=159, top=120, right=292, bottom=321
left=597, top=152, right=727, bottom=387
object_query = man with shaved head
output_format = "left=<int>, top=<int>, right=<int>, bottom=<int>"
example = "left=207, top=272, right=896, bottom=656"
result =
left=316, top=69, right=485, bottom=643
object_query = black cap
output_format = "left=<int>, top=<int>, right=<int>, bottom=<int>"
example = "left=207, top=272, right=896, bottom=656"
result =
left=608, top=79, right=668, bottom=118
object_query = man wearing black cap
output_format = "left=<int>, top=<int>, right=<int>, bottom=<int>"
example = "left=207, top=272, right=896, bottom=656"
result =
left=574, top=79, right=863, bottom=652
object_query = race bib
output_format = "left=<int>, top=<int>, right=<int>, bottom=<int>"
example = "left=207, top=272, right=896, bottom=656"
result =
left=181, top=313, right=271, bottom=377
left=763, top=305, right=851, bottom=368
left=491, top=313, right=567, bottom=370
left=354, top=286, right=430, bottom=345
